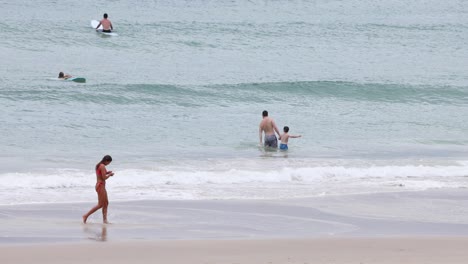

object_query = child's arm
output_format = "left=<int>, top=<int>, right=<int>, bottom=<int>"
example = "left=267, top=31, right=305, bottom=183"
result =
left=289, top=135, right=302, bottom=138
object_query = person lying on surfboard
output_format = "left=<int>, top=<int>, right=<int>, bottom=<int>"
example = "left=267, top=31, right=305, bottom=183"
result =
left=96, top=13, right=113, bottom=33
left=58, top=72, right=72, bottom=79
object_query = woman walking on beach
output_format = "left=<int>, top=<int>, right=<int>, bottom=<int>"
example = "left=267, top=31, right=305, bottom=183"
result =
left=83, top=155, right=114, bottom=224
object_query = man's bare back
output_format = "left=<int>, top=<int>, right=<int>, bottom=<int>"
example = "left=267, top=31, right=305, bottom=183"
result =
left=259, top=117, right=276, bottom=136
left=259, top=110, right=281, bottom=147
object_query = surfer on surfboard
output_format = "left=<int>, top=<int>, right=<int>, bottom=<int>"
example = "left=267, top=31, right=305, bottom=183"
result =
left=58, top=72, right=72, bottom=79
left=95, top=13, right=113, bottom=33
left=56, top=72, right=86, bottom=83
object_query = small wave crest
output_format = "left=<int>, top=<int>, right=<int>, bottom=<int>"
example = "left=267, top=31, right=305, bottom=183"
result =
left=1, top=161, right=467, bottom=205
left=7, top=81, right=464, bottom=106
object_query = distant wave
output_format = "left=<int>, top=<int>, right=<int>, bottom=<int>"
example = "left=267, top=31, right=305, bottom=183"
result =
left=364, top=23, right=465, bottom=32
left=3, top=81, right=465, bottom=105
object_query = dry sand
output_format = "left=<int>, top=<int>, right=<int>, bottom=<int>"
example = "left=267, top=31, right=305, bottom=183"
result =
left=1, top=237, right=468, bottom=264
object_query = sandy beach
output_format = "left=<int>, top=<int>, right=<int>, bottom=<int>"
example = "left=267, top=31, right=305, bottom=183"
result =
left=1, top=189, right=468, bottom=263
left=2, top=237, right=468, bottom=264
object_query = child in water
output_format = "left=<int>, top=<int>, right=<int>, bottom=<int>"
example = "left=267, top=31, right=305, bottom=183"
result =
left=279, top=126, right=301, bottom=150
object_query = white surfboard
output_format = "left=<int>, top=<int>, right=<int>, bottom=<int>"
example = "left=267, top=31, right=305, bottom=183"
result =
left=91, top=20, right=118, bottom=36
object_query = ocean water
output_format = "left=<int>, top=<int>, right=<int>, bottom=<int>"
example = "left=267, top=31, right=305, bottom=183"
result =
left=1, top=0, right=467, bottom=205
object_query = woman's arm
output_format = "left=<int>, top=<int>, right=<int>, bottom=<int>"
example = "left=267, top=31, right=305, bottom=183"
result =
left=99, top=164, right=114, bottom=180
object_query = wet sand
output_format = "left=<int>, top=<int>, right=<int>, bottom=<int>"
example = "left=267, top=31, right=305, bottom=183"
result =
left=1, top=189, right=468, bottom=263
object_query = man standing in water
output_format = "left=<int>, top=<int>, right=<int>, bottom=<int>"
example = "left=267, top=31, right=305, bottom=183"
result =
left=259, top=110, right=281, bottom=148
left=95, top=13, right=113, bottom=33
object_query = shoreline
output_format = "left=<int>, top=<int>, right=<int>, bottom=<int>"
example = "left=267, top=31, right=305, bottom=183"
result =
left=1, top=189, right=468, bottom=263
left=1, top=189, right=468, bottom=244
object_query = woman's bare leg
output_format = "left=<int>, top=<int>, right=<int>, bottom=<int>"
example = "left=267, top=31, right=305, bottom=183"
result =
left=82, top=188, right=107, bottom=224
left=101, top=190, right=109, bottom=224
left=83, top=204, right=103, bottom=223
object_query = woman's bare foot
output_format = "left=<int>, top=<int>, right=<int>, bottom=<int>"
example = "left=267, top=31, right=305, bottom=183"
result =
left=82, top=215, right=88, bottom=224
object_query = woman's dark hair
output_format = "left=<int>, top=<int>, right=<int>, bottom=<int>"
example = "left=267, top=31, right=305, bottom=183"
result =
left=58, top=72, right=64, bottom=78
left=96, top=155, right=112, bottom=170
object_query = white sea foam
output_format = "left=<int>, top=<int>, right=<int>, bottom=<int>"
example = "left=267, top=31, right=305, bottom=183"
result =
left=1, top=159, right=467, bottom=205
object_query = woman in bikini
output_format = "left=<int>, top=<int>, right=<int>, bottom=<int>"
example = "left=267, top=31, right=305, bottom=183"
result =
left=83, top=155, right=114, bottom=224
